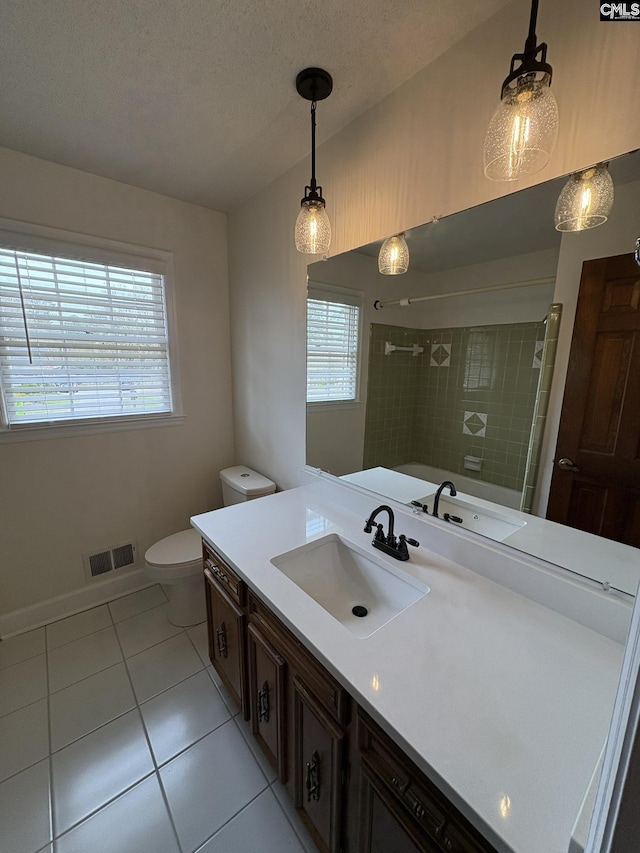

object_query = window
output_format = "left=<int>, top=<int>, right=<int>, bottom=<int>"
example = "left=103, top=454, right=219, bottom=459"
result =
left=307, top=284, right=361, bottom=404
left=0, top=221, right=179, bottom=434
left=463, top=330, right=497, bottom=391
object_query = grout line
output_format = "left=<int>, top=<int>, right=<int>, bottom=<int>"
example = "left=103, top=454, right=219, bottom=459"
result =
left=112, top=605, right=185, bottom=853
left=192, top=786, right=270, bottom=853
left=52, top=770, right=158, bottom=843
left=45, top=623, right=55, bottom=848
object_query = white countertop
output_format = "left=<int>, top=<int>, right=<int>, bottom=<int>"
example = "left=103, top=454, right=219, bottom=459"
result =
left=192, top=477, right=627, bottom=853
left=341, top=466, right=640, bottom=595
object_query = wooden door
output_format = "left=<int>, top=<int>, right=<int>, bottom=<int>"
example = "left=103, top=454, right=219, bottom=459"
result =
left=547, top=253, right=640, bottom=546
left=247, top=622, right=287, bottom=782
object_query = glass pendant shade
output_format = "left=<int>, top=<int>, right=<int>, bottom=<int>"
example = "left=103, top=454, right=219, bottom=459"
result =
left=295, top=199, right=331, bottom=254
left=378, top=233, right=409, bottom=275
left=484, top=74, right=559, bottom=181
left=554, top=163, right=614, bottom=232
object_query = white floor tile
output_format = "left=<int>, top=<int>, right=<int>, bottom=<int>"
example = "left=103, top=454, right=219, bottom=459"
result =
left=54, top=774, right=179, bottom=853
left=0, top=627, right=45, bottom=670
left=51, top=709, right=154, bottom=835
left=186, top=621, right=211, bottom=666
left=271, top=781, right=319, bottom=853
left=197, top=788, right=306, bottom=853
left=0, top=698, right=49, bottom=784
left=160, top=720, right=267, bottom=853
left=0, top=654, right=47, bottom=717
left=140, top=670, right=231, bottom=766
left=50, top=663, right=135, bottom=752
left=108, top=585, right=167, bottom=623
left=0, top=758, right=51, bottom=853
left=234, top=714, right=278, bottom=784
left=206, top=665, right=241, bottom=717
left=48, top=626, right=122, bottom=693
left=126, top=633, right=203, bottom=703
left=46, top=606, right=112, bottom=651
left=115, top=604, right=182, bottom=658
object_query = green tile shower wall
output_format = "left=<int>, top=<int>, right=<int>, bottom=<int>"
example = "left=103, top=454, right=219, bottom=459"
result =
left=364, top=321, right=546, bottom=492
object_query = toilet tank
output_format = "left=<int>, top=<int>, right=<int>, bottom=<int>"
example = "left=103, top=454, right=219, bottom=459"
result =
left=220, top=465, right=276, bottom=506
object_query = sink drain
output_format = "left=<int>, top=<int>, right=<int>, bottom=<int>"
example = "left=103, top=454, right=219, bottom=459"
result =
left=352, top=605, right=368, bottom=618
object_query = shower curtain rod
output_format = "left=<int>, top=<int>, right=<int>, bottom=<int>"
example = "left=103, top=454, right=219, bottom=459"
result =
left=373, top=275, right=556, bottom=310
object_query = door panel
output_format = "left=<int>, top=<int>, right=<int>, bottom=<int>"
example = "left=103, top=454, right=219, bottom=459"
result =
left=293, top=675, right=345, bottom=853
left=247, top=622, right=287, bottom=782
left=547, top=253, right=640, bottom=546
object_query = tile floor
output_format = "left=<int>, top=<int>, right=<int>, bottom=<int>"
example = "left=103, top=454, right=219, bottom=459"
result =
left=0, top=585, right=317, bottom=853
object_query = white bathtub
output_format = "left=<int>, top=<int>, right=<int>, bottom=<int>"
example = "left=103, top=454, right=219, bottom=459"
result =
left=394, top=462, right=522, bottom=509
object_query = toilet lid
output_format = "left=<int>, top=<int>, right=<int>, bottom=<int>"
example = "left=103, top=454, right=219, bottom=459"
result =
left=145, top=528, right=202, bottom=567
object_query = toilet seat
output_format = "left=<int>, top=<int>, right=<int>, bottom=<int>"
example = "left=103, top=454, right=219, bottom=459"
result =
left=145, top=528, right=202, bottom=582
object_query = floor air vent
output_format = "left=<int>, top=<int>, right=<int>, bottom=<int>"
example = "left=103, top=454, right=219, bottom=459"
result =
left=84, top=541, right=138, bottom=581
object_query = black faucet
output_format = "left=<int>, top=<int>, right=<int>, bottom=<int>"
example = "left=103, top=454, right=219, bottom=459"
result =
left=364, top=505, right=419, bottom=561
left=432, top=481, right=457, bottom=518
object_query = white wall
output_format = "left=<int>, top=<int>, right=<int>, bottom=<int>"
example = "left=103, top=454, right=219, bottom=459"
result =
left=228, top=0, right=640, bottom=491
left=0, top=148, right=234, bottom=617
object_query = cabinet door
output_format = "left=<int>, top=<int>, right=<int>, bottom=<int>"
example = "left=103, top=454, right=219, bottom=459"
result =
left=204, top=567, right=249, bottom=719
left=358, top=756, right=441, bottom=853
left=247, top=622, right=287, bottom=782
left=293, top=675, right=345, bottom=853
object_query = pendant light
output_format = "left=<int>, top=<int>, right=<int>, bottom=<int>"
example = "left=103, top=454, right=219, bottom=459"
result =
left=378, top=233, right=409, bottom=275
left=294, top=68, right=333, bottom=254
left=554, top=163, right=614, bottom=232
left=483, top=0, right=558, bottom=182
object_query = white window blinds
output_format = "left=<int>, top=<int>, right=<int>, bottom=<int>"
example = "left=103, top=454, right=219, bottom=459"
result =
left=307, top=287, right=361, bottom=403
left=0, top=248, right=173, bottom=426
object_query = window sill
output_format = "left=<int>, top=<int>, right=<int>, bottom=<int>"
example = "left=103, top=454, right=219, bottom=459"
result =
left=306, top=401, right=362, bottom=412
left=0, top=413, right=185, bottom=444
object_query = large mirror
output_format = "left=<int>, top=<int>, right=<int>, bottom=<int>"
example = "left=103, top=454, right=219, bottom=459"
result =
left=306, top=149, right=640, bottom=595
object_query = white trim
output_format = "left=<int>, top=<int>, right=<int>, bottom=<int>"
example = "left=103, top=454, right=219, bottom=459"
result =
left=586, top=579, right=640, bottom=852
left=0, top=413, right=185, bottom=443
left=0, top=568, right=155, bottom=639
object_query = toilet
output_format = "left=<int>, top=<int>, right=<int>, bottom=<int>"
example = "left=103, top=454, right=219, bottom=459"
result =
left=144, top=465, right=276, bottom=626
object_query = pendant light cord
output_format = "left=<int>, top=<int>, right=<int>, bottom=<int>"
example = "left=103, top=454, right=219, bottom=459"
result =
left=310, top=100, right=317, bottom=192
left=524, top=0, right=541, bottom=56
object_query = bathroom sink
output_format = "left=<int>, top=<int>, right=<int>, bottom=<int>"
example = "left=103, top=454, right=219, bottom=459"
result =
left=420, top=495, right=526, bottom=542
left=270, top=534, right=429, bottom=638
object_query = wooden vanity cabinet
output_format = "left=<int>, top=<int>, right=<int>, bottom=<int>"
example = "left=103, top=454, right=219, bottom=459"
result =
left=247, top=591, right=350, bottom=853
left=203, top=543, right=249, bottom=720
left=202, top=540, right=496, bottom=853
left=356, top=710, right=497, bottom=853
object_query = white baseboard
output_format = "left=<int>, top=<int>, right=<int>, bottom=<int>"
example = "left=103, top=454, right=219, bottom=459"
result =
left=0, top=568, right=155, bottom=638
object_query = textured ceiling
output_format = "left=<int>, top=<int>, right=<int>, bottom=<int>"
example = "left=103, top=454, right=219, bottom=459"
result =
left=0, top=0, right=511, bottom=211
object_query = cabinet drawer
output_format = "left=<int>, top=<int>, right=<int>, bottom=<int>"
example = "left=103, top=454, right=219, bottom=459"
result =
left=203, top=541, right=245, bottom=606
left=357, top=710, right=496, bottom=853
left=248, top=592, right=349, bottom=726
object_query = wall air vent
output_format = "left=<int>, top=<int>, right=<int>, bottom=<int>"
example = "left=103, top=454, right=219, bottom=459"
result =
left=83, top=541, right=139, bottom=582
left=88, top=550, right=112, bottom=577
left=112, top=543, right=136, bottom=569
